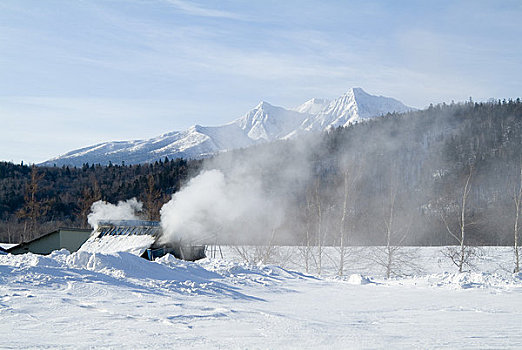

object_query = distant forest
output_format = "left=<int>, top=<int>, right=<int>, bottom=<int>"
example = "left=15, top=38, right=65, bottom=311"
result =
left=0, top=158, right=202, bottom=242
left=1, top=99, right=521, bottom=246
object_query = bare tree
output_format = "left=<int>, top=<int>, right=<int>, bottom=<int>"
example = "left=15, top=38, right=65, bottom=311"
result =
left=337, top=165, right=360, bottom=276
left=338, top=170, right=349, bottom=276
left=233, top=229, right=292, bottom=266
left=1, top=218, right=15, bottom=243
left=17, top=166, right=48, bottom=242
left=297, top=187, right=314, bottom=273
left=369, top=172, right=419, bottom=278
left=143, top=174, right=162, bottom=220
left=440, top=165, right=477, bottom=273
left=297, top=180, right=327, bottom=275
left=383, top=177, right=401, bottom=278
left=313, top=179, right=326, bottom=275
left=0, top=217, right=27, bottom=244
left=5, top=218, right=11, bottom=243
left=78, top=176, right=101, bottom=228
left=513, top=163, right=522, bottom=273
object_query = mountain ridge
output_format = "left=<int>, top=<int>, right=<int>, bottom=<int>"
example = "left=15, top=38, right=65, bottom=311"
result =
left=40, top=88, right=413, bottom=166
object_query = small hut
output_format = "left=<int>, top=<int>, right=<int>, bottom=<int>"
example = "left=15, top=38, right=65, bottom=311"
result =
left=79, top=220, right=206, bottom=261
left=7, top=228, right=92, bottom=255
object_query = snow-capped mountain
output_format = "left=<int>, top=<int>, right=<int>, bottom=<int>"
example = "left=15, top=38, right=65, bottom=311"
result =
left=40, top=88, right=413, bottom=166
left=301, top=88, right=412, bottom=131
left=234, top=101, right=309, bottom=141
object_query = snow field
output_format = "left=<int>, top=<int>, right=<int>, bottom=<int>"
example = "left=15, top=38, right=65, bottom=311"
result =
left=1, top=247, right=522, bottom=349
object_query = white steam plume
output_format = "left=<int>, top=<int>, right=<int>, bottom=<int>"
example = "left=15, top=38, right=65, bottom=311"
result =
left=160, top=169, right=284, bottom=244
left=87, top=198, right=143, bottom=230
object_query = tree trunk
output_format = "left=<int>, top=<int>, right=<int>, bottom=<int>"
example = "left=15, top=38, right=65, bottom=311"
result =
left=514, top=165, right=522, bottom=273
left=338, top=170, right=350, bottom=277
left=458, top=167, right=473, bottom=273
left=384, top=176, right=397, bottom=278
left=305, top=190, right=312, bottom=274
left=315, top=181, right=323, bottom=276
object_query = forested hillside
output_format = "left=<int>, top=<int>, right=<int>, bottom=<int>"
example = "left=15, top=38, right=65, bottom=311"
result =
left=208, top=99, right=522, bottom=246
left=1, top=99, right=520, bottom=245
left=0, top=158, right=202, bottom=242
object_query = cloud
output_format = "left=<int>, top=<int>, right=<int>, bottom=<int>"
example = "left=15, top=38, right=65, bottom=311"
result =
left=162, top=0, right=242, bottom=19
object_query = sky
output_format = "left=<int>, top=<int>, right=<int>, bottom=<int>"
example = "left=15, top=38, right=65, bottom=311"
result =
left=1, top=0, right=521, bottom=164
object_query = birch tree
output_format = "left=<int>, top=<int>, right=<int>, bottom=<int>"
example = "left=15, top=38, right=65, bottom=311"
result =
left=299, top=178, right=330, bottom=275
left=513, top=163, right=522, bottom=273
left=337, top=164, right=360, bottom=276
left=297, top=187, right=314, bottom=273
left=338, top=170, right=350, bottom=276
left=370, top=171, right=418, bottom=278
left=313, top=179, right=325, bottom=275
left=441, top=165, right=477, bottom=273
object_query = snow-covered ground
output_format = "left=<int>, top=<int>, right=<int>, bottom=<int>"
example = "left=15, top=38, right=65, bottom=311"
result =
left=1, top=247, right=522, bottom=349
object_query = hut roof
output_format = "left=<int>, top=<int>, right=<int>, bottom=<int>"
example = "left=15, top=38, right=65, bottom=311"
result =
left=79, top=220, right=161, bottom=256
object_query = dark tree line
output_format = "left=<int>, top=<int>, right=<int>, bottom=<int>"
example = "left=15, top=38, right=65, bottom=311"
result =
left=0, top=158, right=202, bottom=242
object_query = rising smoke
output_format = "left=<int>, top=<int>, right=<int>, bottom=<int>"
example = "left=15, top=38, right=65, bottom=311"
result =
left=159, top=168, right=286, bottom=245
left=87, top=198, right=143, bottom=230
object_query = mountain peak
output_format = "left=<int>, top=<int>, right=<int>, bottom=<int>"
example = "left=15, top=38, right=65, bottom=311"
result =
left=342, top=87, right=367, bottom=99
left=300, top=88, right=413, bottom=131
left=349, top=87, right=366, bottom=97
left=255, top=101, right=273, bottom=109
left=234, top=101, right=309, bottom=141
left=293, top=98, right=330, bottom=114
left=188, top=124, right=204, bottom=133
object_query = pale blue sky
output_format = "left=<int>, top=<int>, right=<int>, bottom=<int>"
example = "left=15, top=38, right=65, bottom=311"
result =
left=1, top=0, right=521, bottom=163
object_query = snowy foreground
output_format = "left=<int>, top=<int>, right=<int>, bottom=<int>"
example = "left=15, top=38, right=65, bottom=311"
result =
left=1, top=247, right=522, bottom=349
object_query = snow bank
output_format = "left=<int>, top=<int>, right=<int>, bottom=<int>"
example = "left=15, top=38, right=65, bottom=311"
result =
left=2, top=247, right=522, bottom=296
left=199, top=258, right=313, bottom=288
left=423, top=272, right=518, bottom=290
left=0, top=250, right=313, bottom=299
left=346, top=274, right=373, bottom=285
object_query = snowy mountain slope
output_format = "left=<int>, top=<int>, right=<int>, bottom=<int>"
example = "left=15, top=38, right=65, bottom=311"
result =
left=41, top=88, right=413, bottom=166
left=301, top=87, right=413, bottom=131
left=293, top=97, right=330, bottom=114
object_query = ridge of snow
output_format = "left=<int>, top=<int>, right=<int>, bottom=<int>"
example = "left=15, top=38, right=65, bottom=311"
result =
left=293, top=98, right=330, bottom=114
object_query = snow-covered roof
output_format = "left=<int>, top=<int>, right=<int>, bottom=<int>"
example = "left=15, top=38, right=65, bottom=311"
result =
left=0, top=243, right=18, bottom=250
left=79, top=220, right=161, bottom=256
